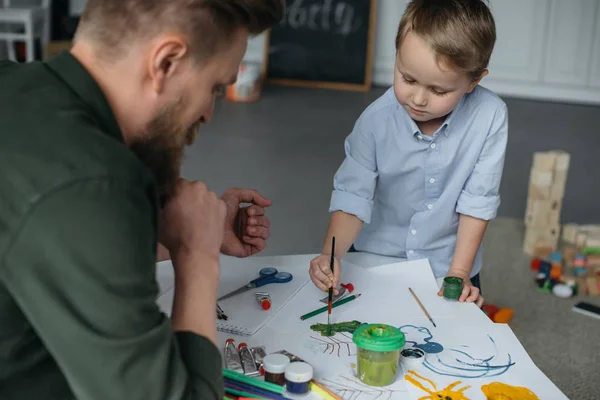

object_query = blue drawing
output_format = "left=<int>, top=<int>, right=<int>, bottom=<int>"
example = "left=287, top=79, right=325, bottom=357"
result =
left=399, top=325, right=515, bottom=379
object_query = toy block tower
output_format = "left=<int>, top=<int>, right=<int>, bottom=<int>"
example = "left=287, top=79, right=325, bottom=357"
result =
left=523, top=151, right=570, bottom=256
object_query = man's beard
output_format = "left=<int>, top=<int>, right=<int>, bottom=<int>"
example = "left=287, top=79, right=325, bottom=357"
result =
left=130, top=98, right=200, bottom=204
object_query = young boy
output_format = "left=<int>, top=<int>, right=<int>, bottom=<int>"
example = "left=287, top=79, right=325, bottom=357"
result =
left=309, top=0, right=507, bottom=308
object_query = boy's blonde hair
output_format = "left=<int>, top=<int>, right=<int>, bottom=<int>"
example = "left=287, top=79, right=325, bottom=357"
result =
left=396, top=0, right=496, bottom=80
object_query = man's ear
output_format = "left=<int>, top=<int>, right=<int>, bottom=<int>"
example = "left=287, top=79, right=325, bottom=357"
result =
left=148, top=36, right=188, bottom=94
left=467, top=69, right=489, bottom=93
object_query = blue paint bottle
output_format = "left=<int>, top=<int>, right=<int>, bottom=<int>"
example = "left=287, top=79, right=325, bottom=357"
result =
left=284, top=362, right=313, bottom=396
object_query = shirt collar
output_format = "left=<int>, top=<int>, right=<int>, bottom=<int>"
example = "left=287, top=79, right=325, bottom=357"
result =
left=44, top=51, right=124, bottom=143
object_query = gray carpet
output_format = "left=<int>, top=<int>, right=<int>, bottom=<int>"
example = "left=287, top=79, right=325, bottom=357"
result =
left=182, top=85, right=600, bottom=399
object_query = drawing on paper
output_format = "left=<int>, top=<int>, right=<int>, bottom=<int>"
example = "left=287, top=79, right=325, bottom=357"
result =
left=405, top=369, right=471, bottom=400
left=400, top=325, right=516, bottom=378
left=310, top=320, right=365, bottom=337
left=322, top=376, right=405, bottom=400
left=481, top=382, right=539, bottom=400
left=309, top=333, right=356, bottom=357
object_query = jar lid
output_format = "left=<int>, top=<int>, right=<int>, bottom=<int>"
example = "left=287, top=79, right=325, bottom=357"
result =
left=263, top=354, right=290, bottom=374
left=284, top=362, right=313, bottom=382
left=352, top=324, right=405, bottom=352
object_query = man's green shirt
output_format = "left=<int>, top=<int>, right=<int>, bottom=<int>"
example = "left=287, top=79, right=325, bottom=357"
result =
left=0, top=52, right=223, bottom=400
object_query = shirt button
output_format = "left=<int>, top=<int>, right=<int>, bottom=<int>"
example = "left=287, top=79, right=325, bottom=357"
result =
left=411, top=229, right=417, bottom=235
left=417, top=135, right=423, bottom=140
left=408, top=250, right=414, bottom=255
left=427, top=204, right=434, bottom=210
left=429, top=178, right=436, bottom=184
left=430, top=143, right=436, bottom=149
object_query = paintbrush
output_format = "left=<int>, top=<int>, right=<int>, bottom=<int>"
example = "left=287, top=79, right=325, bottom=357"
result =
left=328, top=237, right=336, bottom=326
left=409, top=287, right=436, bottom=328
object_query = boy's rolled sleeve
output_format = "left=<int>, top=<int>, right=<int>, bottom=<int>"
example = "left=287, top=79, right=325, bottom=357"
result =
left=329, top=122, right=378, bottom=223
left=456, top=104, right=508, bottom=221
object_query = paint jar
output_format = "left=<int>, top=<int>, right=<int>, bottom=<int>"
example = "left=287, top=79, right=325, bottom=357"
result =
left=442, top=277, right=464, bottom=301
left=262, top=354, right=290, bottom=386
left=284, top=362, right=313, bottom=396
left=352, top=324, right=405, bottom=387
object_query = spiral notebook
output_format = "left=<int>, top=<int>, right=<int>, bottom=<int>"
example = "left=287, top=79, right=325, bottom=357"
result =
left=155, top=255, right=313, bottom=336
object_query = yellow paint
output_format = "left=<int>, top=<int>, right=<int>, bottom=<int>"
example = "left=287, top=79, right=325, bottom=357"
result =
left=481, top=382, right=539, bottom=400
left=405, top=370, right=471, bottom=400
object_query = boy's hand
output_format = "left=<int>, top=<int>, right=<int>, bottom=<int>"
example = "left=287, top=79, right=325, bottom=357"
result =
left=437, top=273, right=484, bottom=307
left=309, top=254, right=341, bottom=294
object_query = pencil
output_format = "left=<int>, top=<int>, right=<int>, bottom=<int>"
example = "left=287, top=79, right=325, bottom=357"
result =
left=409, top=287, right=436, bottom=328
left=310, top=380, right=343, bottom=400
left=300, top=294, right=361, bottom=321
left=328, top=237, right=335, bottom=326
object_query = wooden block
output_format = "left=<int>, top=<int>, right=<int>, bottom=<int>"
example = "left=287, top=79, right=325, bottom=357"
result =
left=527, top=183, right=551, bottom=201
left=550, top=170, right=568, bottom=200
left=563, top=246, right=577, bottom=267
left=531, top=170, right=553, bottom=186
left=555, top=152, right=571, bottom=171
left=532, top=244, right=553, bottom=258
left=532, top=152, right=557, bottom=171
left=523, top=225, right=560, bottom=255
left=576, top=233, right=588, bottom=248
left=586, top=254, right=600, bottom=267
left=587, top=277, right=599, bottom=296
left=585, top=235, right=600, bottom=248
left=562, top=224, right=579, bottom=243
left=577, top=277, right=589, bottom=295
left=525, top=200, right=561, bottom=227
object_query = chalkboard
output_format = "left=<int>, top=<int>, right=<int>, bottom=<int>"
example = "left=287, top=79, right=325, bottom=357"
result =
left=263, top=0, right=377, bottom=91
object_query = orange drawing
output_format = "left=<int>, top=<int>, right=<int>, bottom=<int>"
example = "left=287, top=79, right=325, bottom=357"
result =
left=405, top=370, right=471, bottom=400
left=481, top=382, right=539, bottom=400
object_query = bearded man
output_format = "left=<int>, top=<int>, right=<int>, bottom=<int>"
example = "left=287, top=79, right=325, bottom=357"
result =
left=0, top=1, right=284, bottom=399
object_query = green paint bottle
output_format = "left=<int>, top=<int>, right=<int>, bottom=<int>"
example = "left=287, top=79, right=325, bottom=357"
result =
left=442, top=277, right=464, bottom=301
left=352, top=324, right=405, bottom=387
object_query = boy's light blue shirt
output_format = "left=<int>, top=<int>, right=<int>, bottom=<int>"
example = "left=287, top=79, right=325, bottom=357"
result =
left=330, top=85, right=508, bottom=278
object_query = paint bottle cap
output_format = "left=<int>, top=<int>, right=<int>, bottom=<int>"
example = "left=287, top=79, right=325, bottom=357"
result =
left=263, top=354, right=290, bottom=374
left=261, top=299, right=271, bottom=310
left=284, top=362, right=313, bottom=382
left=400, top=348, right=425, bottom=368
left=352, top=324, right=405, bottom=352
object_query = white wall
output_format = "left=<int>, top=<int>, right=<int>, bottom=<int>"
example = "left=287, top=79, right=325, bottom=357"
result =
left=244, top=0, right=600, bottom=105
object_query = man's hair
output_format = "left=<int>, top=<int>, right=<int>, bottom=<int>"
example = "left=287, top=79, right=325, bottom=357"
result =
left=74, top=0, right=284, bottom=61
left=395, top=0, right=496, bottom=79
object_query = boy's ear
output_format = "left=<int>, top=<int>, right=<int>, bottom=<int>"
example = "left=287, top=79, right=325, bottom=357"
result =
left=467, top=69, right=489, bottom=93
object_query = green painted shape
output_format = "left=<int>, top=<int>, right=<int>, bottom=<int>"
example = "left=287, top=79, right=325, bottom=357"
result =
left=310, top=320, right=365, bottom=337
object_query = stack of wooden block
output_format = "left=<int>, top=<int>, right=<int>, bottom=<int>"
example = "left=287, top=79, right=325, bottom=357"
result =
left=523, top=151, right=570, bottom=256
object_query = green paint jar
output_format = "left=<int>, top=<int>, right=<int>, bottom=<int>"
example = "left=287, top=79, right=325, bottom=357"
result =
left=443, top=277, right=464, bottom=301
left=352, top=324, right=405, bottom=387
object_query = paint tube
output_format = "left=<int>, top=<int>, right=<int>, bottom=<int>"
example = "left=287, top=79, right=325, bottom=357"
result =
left=238, top=343, right=260, bottom=377
left=224, top=339, right=244, bottom=374
left=255, top=292, right=272, bottom=310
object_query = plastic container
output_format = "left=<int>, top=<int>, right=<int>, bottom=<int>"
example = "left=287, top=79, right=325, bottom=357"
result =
left=442, top=277, right=464, bottom=301
left=263, top=353, right=290, bottom=386
left=284, top=362, right=313, bottom=396
left=352, top=324, right=405, bottom=387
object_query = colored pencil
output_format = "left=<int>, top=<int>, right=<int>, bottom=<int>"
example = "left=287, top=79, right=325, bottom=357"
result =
left=225, top=387, right=262, bottom=399
left=300, top=294, right=362, bottom=321
left=222, top=369, right=285, bottom=394
left=328, top=237, right=336, bottom=326
left=310, top=380, right=343, bottom=400
left=224, top=379, right=287, bottom=400
left=409, top=287, right=436, bottom=328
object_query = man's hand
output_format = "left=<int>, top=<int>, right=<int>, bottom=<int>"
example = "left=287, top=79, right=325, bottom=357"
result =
left=437, top=272, right=484, bottom=308
left=220, top=188, right=272, bottom=258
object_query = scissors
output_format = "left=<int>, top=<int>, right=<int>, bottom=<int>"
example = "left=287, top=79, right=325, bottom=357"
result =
left=218, top=267, right=293, bottom=301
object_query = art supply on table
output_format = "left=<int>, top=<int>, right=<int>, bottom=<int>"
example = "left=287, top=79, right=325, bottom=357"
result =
left=327, top=237, right=336, bottom=327
left=219, top=267, right=293, bottom=302
left=224, top=379, right=288, bottom=400
left=442, top=276, right=464, bottom=301
left=300, top=294, right=361, bottom=321
left=217, top=303, right=228, bottom=320
left=250, top=346, right=266, bottom=369
left=255, top=292, right=272, bottom=310
left=408, top=287, right=437, bottom=328
left=572, top=301, right=600, bottom=320
left=223, top=368, right=286, bottom=395
left=224, top=339, right=244, bottom=374
left=319, top=283, right=354, bottom=304
left=284, top=362, right=313, bottom=396
left=352, top=323, right=405, bottom=387
left=309, top=380, right=343, bottom=400
left=272, top=350, right=306, bottom=363
left=238, top=343, right=260, bottom=376
left=400, top=348, right=426, bottom=368
left=262, top=353, right=290, bottom=386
